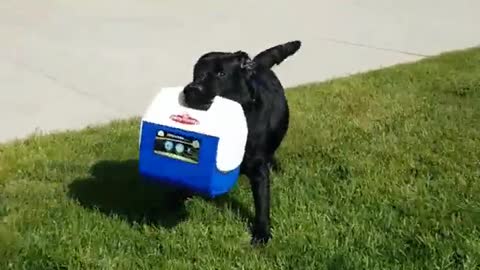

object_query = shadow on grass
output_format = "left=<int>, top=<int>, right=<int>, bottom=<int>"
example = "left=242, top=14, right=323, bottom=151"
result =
left=67, top=159, right=191, bottom=229
left=67, top=159, right=253, bottom=229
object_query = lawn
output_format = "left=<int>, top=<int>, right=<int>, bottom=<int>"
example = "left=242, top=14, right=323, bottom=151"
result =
left=1, top=48, right=480, bottom=270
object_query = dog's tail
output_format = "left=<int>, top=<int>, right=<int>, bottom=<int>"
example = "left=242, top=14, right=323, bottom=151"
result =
left=252, top=40, right=301, bottom=69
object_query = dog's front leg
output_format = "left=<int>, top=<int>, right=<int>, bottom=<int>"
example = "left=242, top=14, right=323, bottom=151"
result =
left=248, top=160, right=271, bottom=245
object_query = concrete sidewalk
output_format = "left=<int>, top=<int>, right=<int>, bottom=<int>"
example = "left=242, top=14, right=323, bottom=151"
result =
left=1, top=0, right=479, bottom=143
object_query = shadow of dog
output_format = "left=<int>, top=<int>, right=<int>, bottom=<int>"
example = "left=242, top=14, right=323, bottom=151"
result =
left=67, top=159, right=254, bottom=230
left=67, top=159, right=190, bottom=229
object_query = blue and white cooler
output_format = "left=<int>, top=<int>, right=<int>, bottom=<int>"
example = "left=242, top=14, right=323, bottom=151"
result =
left=138, top=86, right=248, bottom=198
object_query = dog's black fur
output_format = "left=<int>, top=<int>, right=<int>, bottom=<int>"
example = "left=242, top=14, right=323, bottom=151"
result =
left=182, top=40, right=302, bottom=245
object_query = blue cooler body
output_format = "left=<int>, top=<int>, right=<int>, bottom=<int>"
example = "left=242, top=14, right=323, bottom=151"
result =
left=138, top=86, right=248, bottom=198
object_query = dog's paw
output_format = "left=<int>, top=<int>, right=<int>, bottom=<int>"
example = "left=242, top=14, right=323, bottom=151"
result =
left=251, top=226, right=272, bottom=246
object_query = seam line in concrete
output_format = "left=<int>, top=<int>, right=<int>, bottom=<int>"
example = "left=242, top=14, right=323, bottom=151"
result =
left=7, top=58, right=125, bottom=114
left=319, top=37, right=431, bottom=57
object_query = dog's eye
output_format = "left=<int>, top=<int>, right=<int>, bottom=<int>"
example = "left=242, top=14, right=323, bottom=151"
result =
left=216, top=71, right=225, bottom=77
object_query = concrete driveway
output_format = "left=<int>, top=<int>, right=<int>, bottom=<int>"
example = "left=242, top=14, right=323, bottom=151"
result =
left=1, top=0, right=479, bottom=142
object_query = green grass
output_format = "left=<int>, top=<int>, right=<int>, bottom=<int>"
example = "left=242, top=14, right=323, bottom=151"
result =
left=1, top=48, right=480, bottom=270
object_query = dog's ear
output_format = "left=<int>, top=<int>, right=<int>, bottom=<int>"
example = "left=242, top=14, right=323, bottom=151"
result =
left=234, top=51, right=255, bottom=74
left=233, top=51, right=257, bottom=103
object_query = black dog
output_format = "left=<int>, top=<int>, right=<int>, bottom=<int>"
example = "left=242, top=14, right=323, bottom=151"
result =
left=182, top=40, right=302, bottom=245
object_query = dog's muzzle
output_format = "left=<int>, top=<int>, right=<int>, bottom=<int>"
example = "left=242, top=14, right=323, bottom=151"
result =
left=183, top=83, right=213, bottom=111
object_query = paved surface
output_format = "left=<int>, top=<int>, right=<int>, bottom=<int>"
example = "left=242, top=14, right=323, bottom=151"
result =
left=1, top=0, right=479, bottom=143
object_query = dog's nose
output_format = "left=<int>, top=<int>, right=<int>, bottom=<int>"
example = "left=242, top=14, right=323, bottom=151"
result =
left=184, top=83, right=203, bottom=96
left=182, top=83, right=213, bottom=110
left=185, top=83, right=202, bottom=92
left=183, top=83, right=203, bottom=105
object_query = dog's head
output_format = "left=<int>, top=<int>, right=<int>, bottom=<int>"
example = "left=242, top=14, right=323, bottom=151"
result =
left=182, top=40, right=302, bottom=111
left=182, top=51, right=255, bottom=110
